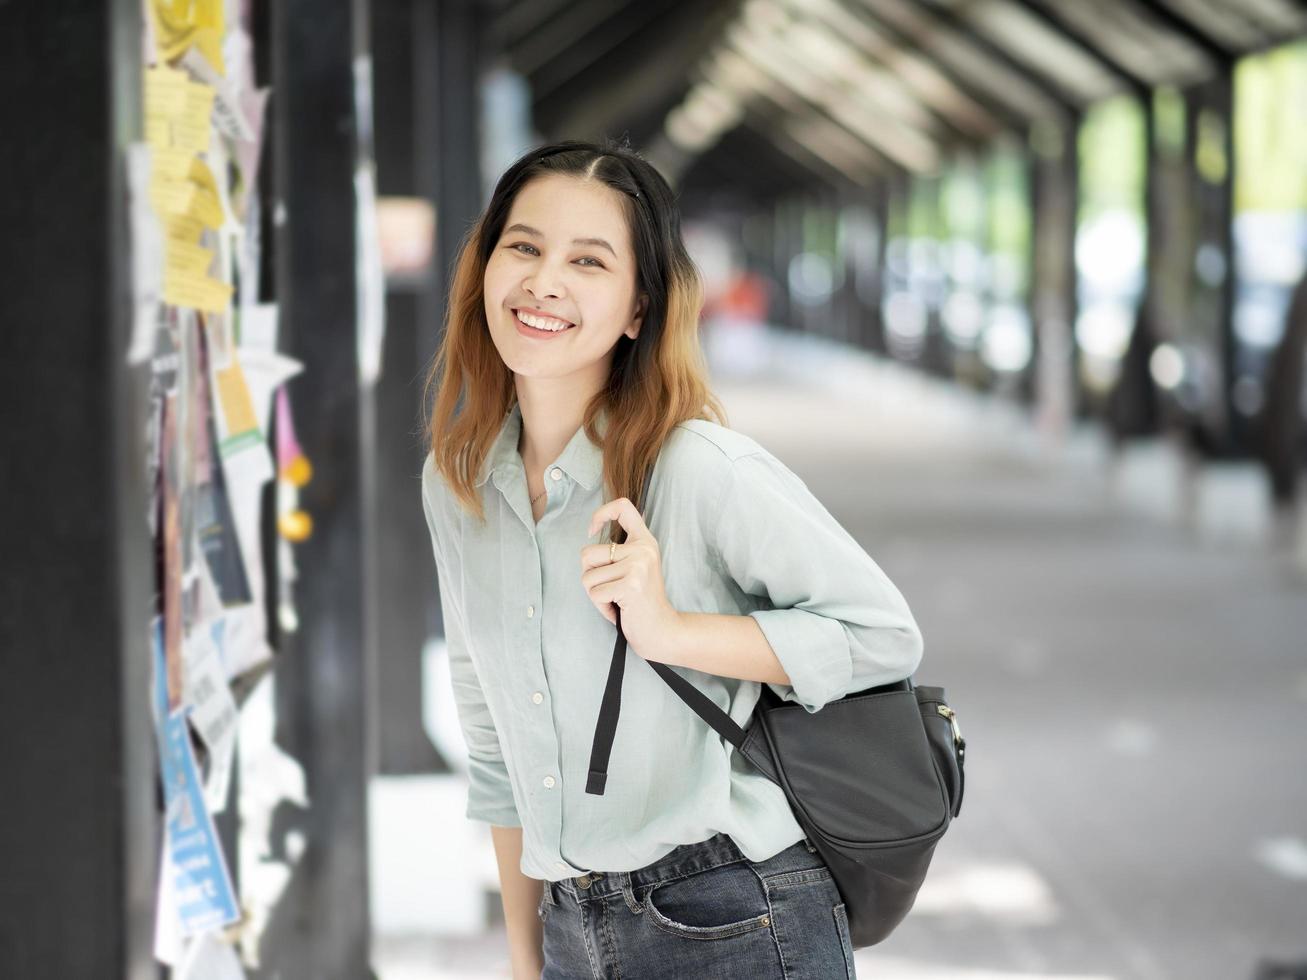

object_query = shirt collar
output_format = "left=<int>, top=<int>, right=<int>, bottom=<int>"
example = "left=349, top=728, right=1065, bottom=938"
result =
left=475, top=401, right=607, bottom=492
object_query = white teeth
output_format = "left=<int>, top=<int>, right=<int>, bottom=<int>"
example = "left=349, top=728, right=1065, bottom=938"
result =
left=517, top=311, right=572, bottom=331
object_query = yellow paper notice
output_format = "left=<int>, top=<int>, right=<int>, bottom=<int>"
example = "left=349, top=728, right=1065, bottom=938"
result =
left=148, top=158, right=224, bottom=229
left=164, top=214, right=205, bottom=241
left=169, top=81, right=216, bottom=155
left=164, top=272, right=233, bottom=314
left=214, top=360, right=260, bottom=439
left=149, top=0, right=225, bottom=75
left=166, top=239, right=214, bottom=277
left=144, top=65, right=188, bottom=116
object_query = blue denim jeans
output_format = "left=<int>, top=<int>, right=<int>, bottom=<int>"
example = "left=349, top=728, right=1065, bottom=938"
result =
left=537, top=832, right=857, bottom=979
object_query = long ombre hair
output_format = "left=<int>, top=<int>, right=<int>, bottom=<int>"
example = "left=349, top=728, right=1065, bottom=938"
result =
left=423, top=139, right=728, bottom=542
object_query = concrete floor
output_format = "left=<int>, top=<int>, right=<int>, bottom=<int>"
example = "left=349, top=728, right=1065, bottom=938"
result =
left=374, top=325, right=1307, bottom=980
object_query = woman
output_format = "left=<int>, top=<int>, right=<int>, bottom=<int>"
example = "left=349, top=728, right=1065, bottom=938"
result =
left=420, top=139, right=923, bottom=979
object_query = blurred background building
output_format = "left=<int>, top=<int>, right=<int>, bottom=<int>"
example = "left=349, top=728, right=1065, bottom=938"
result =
left=2, top=0, right=1306, bottom=978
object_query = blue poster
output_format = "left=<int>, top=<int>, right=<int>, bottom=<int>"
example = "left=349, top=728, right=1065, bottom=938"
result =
left=153, top=618, right=240, bottom=935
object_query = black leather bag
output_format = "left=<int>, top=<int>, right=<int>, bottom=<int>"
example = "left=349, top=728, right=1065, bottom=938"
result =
left=584, top=469, right=967, bottom=948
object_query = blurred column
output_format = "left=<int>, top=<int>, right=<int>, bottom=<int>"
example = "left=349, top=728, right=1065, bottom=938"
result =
left=1184, top=68, right=1239, bottom=453
left=259, top=0, right=373, bottom=973
left=423, top=0, right=487, bottom=663
left=0, top=1, right=157, bottom=977
left=867, top=180, right=890, bottom=356
left=369, top=0, right=448, bottom=775
left=1030, top=120, right=1080, bottom=441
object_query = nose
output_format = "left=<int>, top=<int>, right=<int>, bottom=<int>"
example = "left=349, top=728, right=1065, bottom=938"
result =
left=522, top=258, right=567, bottom=301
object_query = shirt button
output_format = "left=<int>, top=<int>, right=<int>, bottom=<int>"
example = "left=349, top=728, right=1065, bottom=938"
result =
left=531, top=691, right=544, bottom=704
left=543, top=775, right=556, bottom=789
left=550, top=467, right=562, bottom=481
left=526, top=604, right=534, bottom=618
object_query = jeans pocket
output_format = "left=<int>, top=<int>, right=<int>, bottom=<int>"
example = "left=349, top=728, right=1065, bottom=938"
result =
left=641, top=860, right=773, bottom=941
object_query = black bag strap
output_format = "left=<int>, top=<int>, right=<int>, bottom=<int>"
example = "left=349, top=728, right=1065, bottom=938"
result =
left=585, top=463, right=749, bottom=795
left=582, top=456, right=920, bottom=796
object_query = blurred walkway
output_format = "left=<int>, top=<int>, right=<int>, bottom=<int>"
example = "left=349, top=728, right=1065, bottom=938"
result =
left=374, top=323, right=1307, bottom=980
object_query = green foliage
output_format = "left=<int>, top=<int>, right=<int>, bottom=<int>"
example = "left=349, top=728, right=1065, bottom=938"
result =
left=1234, top=39, right=1307, bottom=212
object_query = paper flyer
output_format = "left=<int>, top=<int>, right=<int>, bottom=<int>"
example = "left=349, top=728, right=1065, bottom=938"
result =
left=194, top=321, right=253, bottom=606
left=159, top=707, right=241, bottom=935
left=182, top=617, right=240, bottom=811
left=152, top=618, right=240, bottom=944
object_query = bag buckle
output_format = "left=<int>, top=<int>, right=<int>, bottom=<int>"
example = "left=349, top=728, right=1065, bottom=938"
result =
left=936, top=704, right=964, bottom=749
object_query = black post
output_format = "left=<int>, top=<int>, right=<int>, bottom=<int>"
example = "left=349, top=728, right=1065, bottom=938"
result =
left=258, top=0, right=372, bottom=973
left=0, top=0, right=157, bottom=977
left=370, top=0, right=447, bottom=774
left=1029, top=120, right=1081, bottom=433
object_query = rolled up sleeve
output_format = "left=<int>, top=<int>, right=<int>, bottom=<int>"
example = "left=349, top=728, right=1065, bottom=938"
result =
left=708, top=451, right=924, bottom=713
left=423, top=465, right=521, bottom=827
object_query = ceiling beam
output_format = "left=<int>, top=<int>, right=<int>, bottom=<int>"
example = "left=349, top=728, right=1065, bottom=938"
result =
left=726, top=28, right=942, bottom=171
left=840, top=1, right=1054, bottom=134
left=1126, top=0, right=1238, bottom=63
left=537, top=0, right=741, bottom=144
left=489, top=0, right=578, bottom=51
left=781, top=0, right=997, bottom=147
left=508, top=0, right=636, bottom=81
left=703, top=43, right=897, bottom=172
left=882, top=0, right=1086, bottom=111
left=822, top=0, right=1031, bottom=135
left=1006, top=0, right=1152, bottom=96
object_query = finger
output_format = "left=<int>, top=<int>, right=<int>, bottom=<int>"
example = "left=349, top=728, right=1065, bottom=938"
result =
left=581, top=559, right=626, bottom=590
left=586, top=498, right=624, bottom=538
left=589, top=580, right=626, bottom=608
left=581, top=540, right=623, bottom=572
left=580, top=534, right=651, bottom=568
left=588, top=497, right=650, bottom=541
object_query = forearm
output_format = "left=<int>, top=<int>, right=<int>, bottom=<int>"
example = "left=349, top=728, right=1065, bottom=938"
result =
left=489, top=825, right=544, bottom=979
left=655, top=612, right=792, bottom=685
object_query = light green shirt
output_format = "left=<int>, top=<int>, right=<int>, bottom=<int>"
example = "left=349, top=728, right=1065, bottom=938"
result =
left=420, top=400, right=923, bottom=881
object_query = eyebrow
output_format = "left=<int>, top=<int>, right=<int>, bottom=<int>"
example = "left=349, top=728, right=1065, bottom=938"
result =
left=504, top=223, right=617, bottom=258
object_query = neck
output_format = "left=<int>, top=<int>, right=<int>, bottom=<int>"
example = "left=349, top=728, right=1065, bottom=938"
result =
left=514, top=375, right=604, bottom=476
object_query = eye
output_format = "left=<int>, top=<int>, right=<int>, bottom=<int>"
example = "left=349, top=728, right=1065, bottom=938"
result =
left=505, top=242, right=604, bottom=268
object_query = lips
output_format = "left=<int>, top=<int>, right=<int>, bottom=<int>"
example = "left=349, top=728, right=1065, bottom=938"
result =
left=513, top=310, right=575, bottom=336
left=513, top=307, right=575, bottom=328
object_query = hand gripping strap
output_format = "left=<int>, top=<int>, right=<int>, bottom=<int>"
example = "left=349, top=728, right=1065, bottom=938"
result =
left=585, top=462, right=756, bottom=796
left=583, top=459, right=922, bottom=798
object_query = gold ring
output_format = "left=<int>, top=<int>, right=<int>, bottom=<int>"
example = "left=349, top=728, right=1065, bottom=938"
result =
left=609, top=541, right=618, bottom=563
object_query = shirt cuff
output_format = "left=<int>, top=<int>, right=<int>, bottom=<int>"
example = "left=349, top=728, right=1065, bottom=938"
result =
left=749, top=607, right=854, bottom=713
left=465, top=756, right=522, bottom=827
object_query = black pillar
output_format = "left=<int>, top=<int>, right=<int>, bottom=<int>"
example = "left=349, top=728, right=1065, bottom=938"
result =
left=1029, top=120, right=1080, bottom=432
left=370, top=0, right=449, bottom=774
left=258, top=0, right=372, bottom=973
left=0, top=0, right=157, bottom=977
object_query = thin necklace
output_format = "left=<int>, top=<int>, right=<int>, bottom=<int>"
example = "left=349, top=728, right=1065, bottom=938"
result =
left=530, top=486, right=547, bottom=505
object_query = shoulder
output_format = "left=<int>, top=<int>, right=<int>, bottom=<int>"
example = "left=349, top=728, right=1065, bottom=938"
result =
left=661, top=419, right=816, bottom=509
left=421, top=450, right=450, bottom=521
left=421, top=450, right=440, bottom=496
left=663, top=417, right=772, bottom=470
left=651, top=418, right=796, bottom=521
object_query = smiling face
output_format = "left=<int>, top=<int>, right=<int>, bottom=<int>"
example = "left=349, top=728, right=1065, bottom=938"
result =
left=483, top=173, right=647, bottom=385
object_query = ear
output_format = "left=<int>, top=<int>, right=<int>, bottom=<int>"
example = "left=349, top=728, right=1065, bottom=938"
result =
left=624, top=293, right=648, bottom=340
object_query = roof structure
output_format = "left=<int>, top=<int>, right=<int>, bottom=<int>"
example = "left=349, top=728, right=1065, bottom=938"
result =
left=484, top=0, right=1307, bottom=198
